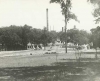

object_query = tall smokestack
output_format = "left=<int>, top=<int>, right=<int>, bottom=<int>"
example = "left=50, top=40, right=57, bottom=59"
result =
left=62, top=27, right=63, bottom=32
left=46, top=8, right=49, bottom=31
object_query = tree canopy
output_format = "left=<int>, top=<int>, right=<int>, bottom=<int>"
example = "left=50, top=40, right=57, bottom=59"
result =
left=58, top=28, right=90, bottom=45
left=0, top=25, right=57, bottom=51
left=50, top=0, right=78, bottom=22
left=88, top=0, right=100, bottom=23
left=0, top=24, right=93, bottom=51
left=90, top=26, right=100, bottom=48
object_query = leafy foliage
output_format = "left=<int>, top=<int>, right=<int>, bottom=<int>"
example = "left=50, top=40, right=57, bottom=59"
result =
left=90, top=26, right=100, bottom=48
left=0, top=25, right=57, bottom=51
left=88, top=0, right=100, bottom=23
left=50, top=0, right=79, bottom=22
left=58, top=28, right=90, bottom=45
left=0, top=25, right=92, bottom=51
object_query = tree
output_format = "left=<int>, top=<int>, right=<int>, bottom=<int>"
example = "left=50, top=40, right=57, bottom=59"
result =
left=90, top=26, right=100, bottom=59
left=0, top=25, right=32, bottom=50
left=59, top=32, right=66, bottom=43
left=30, top=28, right=43, bottom=44
left=91, top=26, right=100, bottom=48
left=50, top=0, right=78, bottom=53
left=1, top=29, right=21, bottom=50
left=67, top=28, right=90, bottom=45
left=49, top=30, right=58, bottom=44
left=58, top=27, right=90, bottom=46
left=21, top=24, right=32, bottom=49
left=40, top=27, right=52, bottom=48
left=0, top=25, right=61, bottom=51
left=88, top=0, right=100, bottom=23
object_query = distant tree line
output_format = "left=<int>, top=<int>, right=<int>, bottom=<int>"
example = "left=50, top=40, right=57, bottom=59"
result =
left=0, top=25, right=57, bottom=51
left=0, top=24, right=100, bottom=51
left=58, top=27, right=91, bottom=45
left=90, top=26, right=100, bottom=49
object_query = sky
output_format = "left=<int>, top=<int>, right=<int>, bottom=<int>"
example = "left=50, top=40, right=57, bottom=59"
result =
left=0, top=0, right=98, bottom=32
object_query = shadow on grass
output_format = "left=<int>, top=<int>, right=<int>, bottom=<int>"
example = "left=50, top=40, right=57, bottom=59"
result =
left=0, top=59, right=100, bottom=81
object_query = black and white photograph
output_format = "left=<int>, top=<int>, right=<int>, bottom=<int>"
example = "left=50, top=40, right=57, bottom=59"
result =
left=0, top=0, right=100, bottom=81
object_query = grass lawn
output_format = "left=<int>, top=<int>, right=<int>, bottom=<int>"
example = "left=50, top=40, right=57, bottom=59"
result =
left=0, top=59, right=100, bottom=81
left=0, top=47, right=100, bottom=81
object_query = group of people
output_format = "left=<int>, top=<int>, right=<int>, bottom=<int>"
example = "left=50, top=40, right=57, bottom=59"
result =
left=75, top=44, right=90, bottom=51
left=27, top=43, right=43, bottom=50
